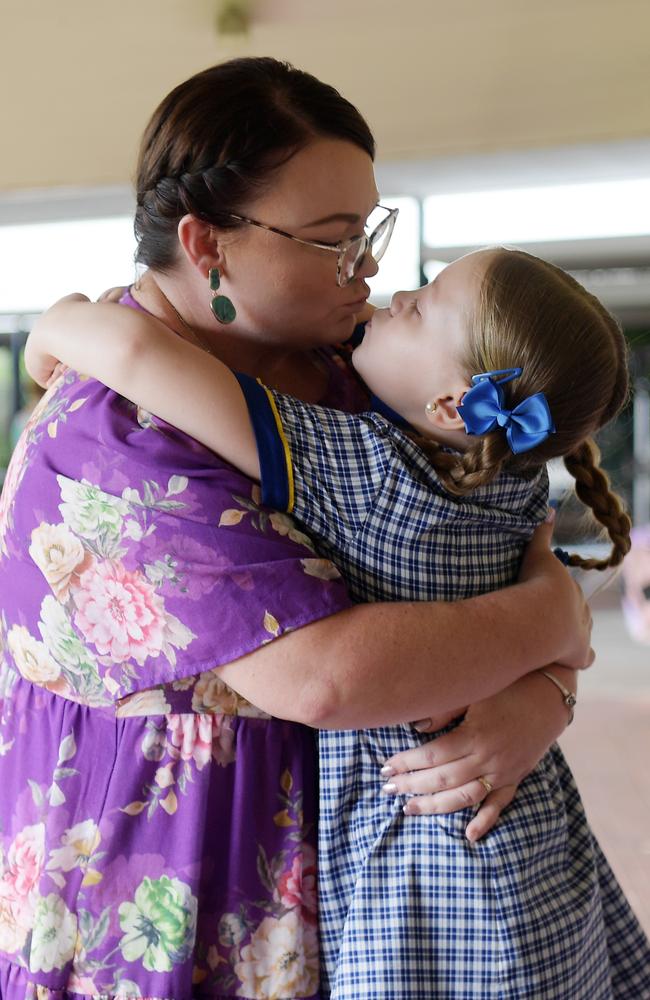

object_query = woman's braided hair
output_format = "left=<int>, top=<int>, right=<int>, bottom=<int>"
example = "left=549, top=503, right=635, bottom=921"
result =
left=134, top=57, right=375, bottom=270
left=419, top=249, right=631, bottom=570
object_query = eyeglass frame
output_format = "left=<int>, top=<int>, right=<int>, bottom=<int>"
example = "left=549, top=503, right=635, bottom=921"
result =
left=220, top=204, right=399, bottom=287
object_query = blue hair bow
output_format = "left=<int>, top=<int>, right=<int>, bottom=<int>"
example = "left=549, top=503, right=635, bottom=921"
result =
left=457, top=368, right=555, bottom=455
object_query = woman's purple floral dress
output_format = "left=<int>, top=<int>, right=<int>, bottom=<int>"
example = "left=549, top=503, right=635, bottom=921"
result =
left=0, top=323, right=364, bottom=1000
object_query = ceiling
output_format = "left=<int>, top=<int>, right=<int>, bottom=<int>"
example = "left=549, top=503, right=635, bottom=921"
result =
left=1, top=1, right=649, bottom=326
left=1, top=0, right=649, bottom=191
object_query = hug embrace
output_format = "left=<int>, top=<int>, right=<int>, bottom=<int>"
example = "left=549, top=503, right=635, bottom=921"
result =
left=0, top=57, right=648, bottom=999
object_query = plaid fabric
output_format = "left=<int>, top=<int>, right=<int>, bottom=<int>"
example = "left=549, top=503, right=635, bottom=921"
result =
left=265, top=402, right=548, bottom=604
left=262, top=394, right=650, bottom=999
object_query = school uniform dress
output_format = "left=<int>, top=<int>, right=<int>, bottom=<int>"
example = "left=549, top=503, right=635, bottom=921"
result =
left=238, top=375, right=650, bottom=1000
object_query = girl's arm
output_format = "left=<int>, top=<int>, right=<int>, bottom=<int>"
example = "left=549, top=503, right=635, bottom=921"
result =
left=25, top=295, right=261, bottom=481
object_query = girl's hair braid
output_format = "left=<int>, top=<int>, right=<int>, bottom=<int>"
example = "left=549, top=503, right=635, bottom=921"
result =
left=414, top=433, right=512, bottom=495
left=563, top=439, right=632, bottom=569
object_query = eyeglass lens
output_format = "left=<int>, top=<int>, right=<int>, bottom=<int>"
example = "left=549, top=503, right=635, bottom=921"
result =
left=340, top=211, right=396, bottom=286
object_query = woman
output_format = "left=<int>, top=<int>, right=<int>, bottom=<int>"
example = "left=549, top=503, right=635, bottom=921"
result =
left=0, top=59, right=591, bottom=999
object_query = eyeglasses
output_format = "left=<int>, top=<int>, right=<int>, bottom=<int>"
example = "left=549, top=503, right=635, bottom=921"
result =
left=224, top=204, right=399, bottom=287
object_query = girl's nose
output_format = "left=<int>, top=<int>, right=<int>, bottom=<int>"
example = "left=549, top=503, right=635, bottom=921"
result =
left=390, top=289, right=408, bottom=314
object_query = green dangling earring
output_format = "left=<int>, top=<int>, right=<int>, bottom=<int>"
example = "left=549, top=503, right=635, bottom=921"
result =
left=208, top=267, right=237, bottom=324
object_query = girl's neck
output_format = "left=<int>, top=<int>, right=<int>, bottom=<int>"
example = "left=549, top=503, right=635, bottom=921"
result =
left=132, top=271, right=329, bottom=403
left=370, top=391, right=469, bottom=451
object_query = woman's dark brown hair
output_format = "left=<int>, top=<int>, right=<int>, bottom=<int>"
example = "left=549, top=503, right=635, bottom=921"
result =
left=134, top=57, right=375, bottom=270
left=423, top=249, right=632, bottom=570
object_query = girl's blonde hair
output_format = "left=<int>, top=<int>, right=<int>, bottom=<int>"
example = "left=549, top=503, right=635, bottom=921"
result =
left=426, top=248, right=631, bottom=570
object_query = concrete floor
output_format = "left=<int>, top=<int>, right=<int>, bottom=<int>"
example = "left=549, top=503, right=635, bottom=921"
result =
left=559, top=592, right=650, bottom=934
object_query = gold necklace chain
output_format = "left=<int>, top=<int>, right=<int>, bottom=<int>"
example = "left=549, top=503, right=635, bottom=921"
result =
left=149, top=283, right=219, bottom=359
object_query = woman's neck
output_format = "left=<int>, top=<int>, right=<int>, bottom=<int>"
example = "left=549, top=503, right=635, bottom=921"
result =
left=132, top=270, right=329, bottom=403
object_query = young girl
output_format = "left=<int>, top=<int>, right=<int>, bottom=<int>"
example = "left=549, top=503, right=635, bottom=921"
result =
left=27, top=247, right=649, bottom=998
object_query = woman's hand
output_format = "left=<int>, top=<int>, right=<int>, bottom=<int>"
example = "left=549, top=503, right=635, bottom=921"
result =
left=518, top=514, right=594, bottom=670
left=380, top=667, right=577, bottom=840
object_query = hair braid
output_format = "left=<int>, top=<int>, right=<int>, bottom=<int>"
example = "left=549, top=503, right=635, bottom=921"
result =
left=563, top=439, right=632, bottom=569
left=409, top=432, right=512, bottom=496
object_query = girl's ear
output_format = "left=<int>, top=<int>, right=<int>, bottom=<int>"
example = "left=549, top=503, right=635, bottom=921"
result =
left=425, top=385, right=471, bottom=432
left=177, top=215, right=225, bottom=276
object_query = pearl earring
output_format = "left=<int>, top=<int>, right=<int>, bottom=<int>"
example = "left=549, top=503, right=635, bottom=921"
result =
left=425, top=401, right=437, bottom=414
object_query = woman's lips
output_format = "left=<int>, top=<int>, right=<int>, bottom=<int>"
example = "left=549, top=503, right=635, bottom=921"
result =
left=346, top=297, right=369, bottom=314
left=345, top=284, right=370, bottom=310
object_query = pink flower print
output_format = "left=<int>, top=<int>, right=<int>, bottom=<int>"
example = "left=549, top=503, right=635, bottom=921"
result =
left=167, top=714, right=213, bottom=770
left=7, top=823, right=45, bottom=898
left=0, top=431, right=29, bottom=557
left=0, top=882, right=31, bottom=954
left=167, top=714, right=235, bottom=770
left=73, top=560, right=166, bottom=665
left=211, top=715, right=236, bottom=767
left=278, top=844, right=318, bottom=925
left=0, top=823, right=45, bottom=953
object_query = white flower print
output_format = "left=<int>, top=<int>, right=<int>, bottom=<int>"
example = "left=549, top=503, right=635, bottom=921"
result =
left=37, top=595, right=105, bottom=703
left=38, top=595, right=91, bottom=672
left=268, top=512, right=316, bottom=551
left=218, top=911, right=247, bottom=947
left=29, top=522, right=90, bottom=600
left=191, top=669, right=268, bottom=718
left=300, top=557, right=342, bottom=581
left=7, top=626, right=61, bottom=684
left=234, top=909, right=319, bottom=999
left=116, top=687, right=172, bottom=718
left=58, top=476, right=129, bottom=544
left=46, top=819, right=100, bottom=873
left=30, top=893, right=77, bottom=972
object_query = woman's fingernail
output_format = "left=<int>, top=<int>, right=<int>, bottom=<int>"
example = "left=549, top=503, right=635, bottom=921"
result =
left=403, top=801, right=418, bottom=815
left=379, top=764, right=395, bottom=778
left=413, top=718, right=432, bottom=732
left=381, top=782, right=398, bottom=795
left=544, top=507, right=556, bottom=524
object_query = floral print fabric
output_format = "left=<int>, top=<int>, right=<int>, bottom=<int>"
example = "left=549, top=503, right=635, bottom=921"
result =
left=0, top=341, right=364, bottom=999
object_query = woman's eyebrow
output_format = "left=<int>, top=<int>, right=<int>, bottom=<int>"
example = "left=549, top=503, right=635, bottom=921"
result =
left=301, top=212, right=362, bottom=227
left=303, top=198, right=381, bottom=228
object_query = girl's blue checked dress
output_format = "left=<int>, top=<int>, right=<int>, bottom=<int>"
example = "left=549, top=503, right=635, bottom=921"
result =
left=236, top=373, right=650, bottom=1000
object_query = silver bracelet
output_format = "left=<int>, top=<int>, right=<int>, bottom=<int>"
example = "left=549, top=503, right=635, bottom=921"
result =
left=540, top=670, right=577, bottom=725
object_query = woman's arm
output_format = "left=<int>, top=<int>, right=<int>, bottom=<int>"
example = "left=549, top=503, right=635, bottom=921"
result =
left=25, top=295, right=261, bottom=480
left=218, top=519, right=592, bottom=727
